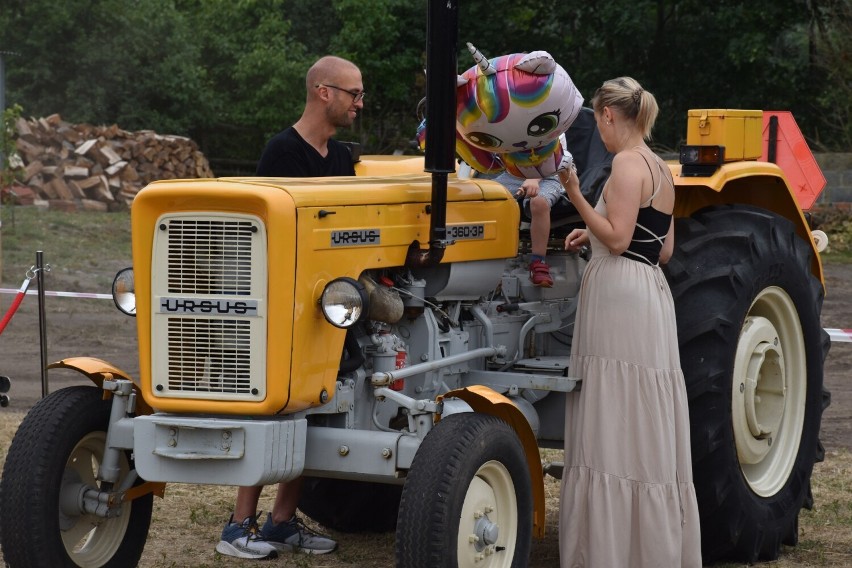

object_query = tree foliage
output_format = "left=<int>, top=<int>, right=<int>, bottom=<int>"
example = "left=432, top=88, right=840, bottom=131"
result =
left=329, top=0, right=426, bottom=152
left=1, top=103, right=24, bottom=189
left=812, top=0, right=852, bottom=149
left=0, top=0, right=849, bottom=166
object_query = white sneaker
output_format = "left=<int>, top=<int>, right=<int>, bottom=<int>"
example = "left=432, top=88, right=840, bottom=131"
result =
left=260, top=513, right=337, bottom=555
left=215, top=514, right=278, bottom=560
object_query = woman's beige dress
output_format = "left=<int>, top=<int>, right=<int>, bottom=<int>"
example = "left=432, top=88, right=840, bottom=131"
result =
left=559, top=195, right=703, bottom=567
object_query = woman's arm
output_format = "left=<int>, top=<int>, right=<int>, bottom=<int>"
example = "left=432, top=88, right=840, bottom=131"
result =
left=559, top=151, right=644, bottom=255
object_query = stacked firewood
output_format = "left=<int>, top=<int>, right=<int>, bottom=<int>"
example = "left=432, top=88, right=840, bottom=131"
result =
left=10, top=114, right=214, bottom=211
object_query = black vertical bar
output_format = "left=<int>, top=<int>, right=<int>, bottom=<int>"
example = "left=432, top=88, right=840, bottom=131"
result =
left=767, top=115, right=778, bottom=163
left=424, top=0, right=457, bottom=249
left=424, top=0, right=458, bottom=175
left=36, top=250, right=49, bottom=397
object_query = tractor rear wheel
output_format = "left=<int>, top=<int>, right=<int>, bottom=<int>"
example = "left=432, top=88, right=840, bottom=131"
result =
left=665, top=204, right=830, bottom=563
left=395, top=413, right=532, bottom=568
left=0, top=386, right=153, bottom=568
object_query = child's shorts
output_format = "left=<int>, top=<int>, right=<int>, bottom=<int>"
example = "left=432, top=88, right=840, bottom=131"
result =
left=493, top=172, right=565, bottom=218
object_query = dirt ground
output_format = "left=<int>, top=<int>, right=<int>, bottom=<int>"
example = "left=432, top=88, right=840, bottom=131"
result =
left=819, top=261, right=852, bottom=452
left=0, top=260, right=849, bottom=567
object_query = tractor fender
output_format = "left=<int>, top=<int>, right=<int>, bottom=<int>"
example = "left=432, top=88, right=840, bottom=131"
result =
left=47, top=357, right=154, bottom=415
left=671, top=162, right=824, bottom=283
left=439, top=385, right=546, bottom=539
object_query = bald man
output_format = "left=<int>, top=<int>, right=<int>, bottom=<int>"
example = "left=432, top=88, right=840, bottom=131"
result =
left=255, top=55, right=364, bottom=177
left=217, top=56, right=364, bottom=561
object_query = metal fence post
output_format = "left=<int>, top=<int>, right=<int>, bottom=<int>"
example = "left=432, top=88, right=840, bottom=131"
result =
left=36, top=250, right=49, bottom=397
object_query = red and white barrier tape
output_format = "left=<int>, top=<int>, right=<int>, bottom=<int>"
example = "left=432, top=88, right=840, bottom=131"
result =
left=2, top=285, right=852, bottom=343
left=825, top=328, right=852, bottom=343
left=0, top=278, right=32, bottom=335
left=0, top=288, right=112, bottom=300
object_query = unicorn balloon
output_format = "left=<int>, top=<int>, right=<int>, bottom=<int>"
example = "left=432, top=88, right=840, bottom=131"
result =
left=422, top=43, right=584, bottom=178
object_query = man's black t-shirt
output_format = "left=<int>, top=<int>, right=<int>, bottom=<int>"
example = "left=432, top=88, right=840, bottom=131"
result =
left=256, top=127, right=355, bottom=177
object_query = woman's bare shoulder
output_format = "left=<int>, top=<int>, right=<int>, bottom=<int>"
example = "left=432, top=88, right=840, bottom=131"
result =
left=611, top=149, right=649, bottom=175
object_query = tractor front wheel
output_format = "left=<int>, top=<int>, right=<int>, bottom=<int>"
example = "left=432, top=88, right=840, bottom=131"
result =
left=395, top=413, right=532, bottom=568
left=0, top=386, right=153, bottom=568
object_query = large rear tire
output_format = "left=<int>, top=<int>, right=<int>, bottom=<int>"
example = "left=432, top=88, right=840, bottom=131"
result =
left=0, top=386, right=153, bottom=568
left=665, top=205, right=829, bottom=562
left=395, top=413, right=532, bottom=568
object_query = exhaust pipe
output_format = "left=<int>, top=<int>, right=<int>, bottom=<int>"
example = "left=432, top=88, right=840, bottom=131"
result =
left=406, top=0, right=458, bottom=269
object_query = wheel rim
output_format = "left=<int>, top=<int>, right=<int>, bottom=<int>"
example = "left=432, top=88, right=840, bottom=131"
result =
left=456, top=460, right=518, bottom=568
left=58, top=431, right=132, bottom=567
left=731, top=286, right=807, bottom=497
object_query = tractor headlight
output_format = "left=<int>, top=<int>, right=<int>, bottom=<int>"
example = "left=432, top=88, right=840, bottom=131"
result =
left=112, top=267, right=136, bottom=316
left=320, top=277, right=369, bottom=328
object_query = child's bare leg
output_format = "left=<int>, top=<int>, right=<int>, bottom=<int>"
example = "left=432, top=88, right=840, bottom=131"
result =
left=530, top=195, right=551, bottom=258
left=528, top=195, right=554, bottom=287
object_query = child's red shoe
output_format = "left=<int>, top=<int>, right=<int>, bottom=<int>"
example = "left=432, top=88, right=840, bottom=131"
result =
left=529, top=259, right=554, bottom=288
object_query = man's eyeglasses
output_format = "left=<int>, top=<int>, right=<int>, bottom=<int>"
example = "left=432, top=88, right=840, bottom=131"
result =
left=316, top=83, right=365, bottom=103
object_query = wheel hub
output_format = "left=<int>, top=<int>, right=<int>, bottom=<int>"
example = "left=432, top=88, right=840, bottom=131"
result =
left=733, top=316, right=786, bottom=465
left=60, top=431, right=133, bottom=566
left=744, top=342, right=785, bottom=439
left=472, top=513, right=499, bottom=551
left=458, top=461, right=516, bottom=567
left=58, top=469, right=91, bottom=530
left=730, top=286, right=808, bottom=497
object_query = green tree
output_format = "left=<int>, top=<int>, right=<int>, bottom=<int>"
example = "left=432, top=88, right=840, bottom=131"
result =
left=184, top=0, right=310, bottom=162
left=534, top=0, right=824, bottom=148
left=329, top=0, right=426, bottom=153
left=812, top=0, right=852, bottom=149
left=1, top=104, right=24, bottom=190
left=1, top=0, right=210, bottom=133
left=1, top=0, right=849, bottom=158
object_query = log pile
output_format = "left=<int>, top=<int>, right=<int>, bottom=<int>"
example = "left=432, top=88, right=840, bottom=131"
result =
left=10, top=113, right=214, bottom=211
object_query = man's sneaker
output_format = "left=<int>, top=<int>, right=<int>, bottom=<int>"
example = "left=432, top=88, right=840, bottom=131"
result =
left=260, top=513, right=337, bottom=555
left=529, top=259, right=554, bottom=287
left=215, top=514, right=278, bottom=560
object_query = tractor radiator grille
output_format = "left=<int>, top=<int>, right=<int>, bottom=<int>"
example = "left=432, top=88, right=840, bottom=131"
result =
left=166, top=219, right=254, bottom=295
left=151, top=214, right=267, bottom=401
left=166, top=318, right=253, bottom=393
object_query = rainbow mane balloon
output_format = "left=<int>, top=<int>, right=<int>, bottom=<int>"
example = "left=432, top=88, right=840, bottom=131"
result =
left=419, top=43, right=583, bottom=178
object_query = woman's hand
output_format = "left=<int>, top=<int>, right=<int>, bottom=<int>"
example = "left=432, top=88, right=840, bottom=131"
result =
left=558, top=166, right=580, bottom=200
left=564, top=228, right=589, bottom=252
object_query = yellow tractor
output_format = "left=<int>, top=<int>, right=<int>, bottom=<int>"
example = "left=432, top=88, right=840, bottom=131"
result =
left=0, top=2, right=830, bottom=567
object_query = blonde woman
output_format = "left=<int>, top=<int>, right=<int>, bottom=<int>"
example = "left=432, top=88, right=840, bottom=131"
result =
left=558, top=77, right=702, bottom=567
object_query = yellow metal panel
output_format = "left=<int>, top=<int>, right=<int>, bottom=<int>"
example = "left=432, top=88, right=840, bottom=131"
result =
left=687, top=109, right=763, bottom=161
left=354, top=155, right=426, bottom=177
left=670, top=162, right=824, bottom=285
left=131, top=177, right=519, bottom=414
left=131, top=181, right=298, bottom=415
left=288, top=196, right=520, bottom=411
left=47, top=357, right=154, bottom=415
left=224, top=175, right=513, bottom=206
